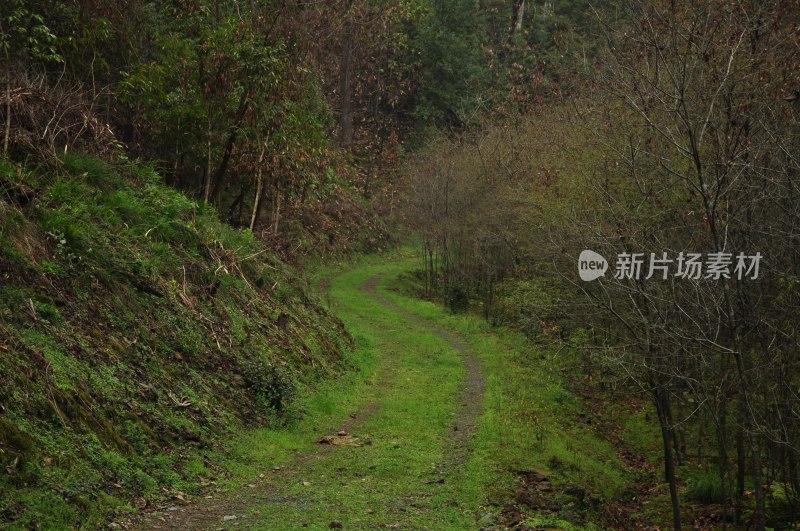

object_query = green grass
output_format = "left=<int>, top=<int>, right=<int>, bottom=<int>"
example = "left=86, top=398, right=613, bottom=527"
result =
left=210, top=256, right=633, bottom=529
left=0, top=153, right=642, bottom=531
left=0, top=155, right=352, bottom=528
left=205, top=263, right=468, bottom=528
left=686, top=469, right=725, bottom=504
left=378, top=259, right=629, bottom=501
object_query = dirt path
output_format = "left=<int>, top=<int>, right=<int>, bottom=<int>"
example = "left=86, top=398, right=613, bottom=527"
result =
left=124, top=269, right=485, bottom=530
left=361, top=274, right=485, bottom=471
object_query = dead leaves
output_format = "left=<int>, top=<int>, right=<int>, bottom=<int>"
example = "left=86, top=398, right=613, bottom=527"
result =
left=167, top=391, right=192, bottom=409
left=316, top=430, right=371, bottom=447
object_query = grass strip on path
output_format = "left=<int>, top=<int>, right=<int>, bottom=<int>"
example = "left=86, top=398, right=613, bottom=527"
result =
left=134, top=255, right=636, bottom=530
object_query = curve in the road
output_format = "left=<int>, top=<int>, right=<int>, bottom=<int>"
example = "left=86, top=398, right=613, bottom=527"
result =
left=128, top=268, right=485, bottom=529
left=361, top=273, right=485, bottom=471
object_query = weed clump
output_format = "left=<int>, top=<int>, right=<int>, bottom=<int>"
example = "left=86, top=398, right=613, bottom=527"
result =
left=686, top=470, right=725, bottom=503
left=243, top=360, right=298, bottom=420
left=446, top=283, right=469, bottom=313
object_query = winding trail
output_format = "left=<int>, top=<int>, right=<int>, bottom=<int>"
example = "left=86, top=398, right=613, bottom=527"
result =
left=362, top=274, right=485, bottom=471
left=129, top=265, right=485, bottom=530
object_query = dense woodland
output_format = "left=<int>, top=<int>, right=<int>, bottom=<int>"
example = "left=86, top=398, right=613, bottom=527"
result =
left=2, top=0, right=800, bottom=528
left=404, top=2, right=800, bottom=528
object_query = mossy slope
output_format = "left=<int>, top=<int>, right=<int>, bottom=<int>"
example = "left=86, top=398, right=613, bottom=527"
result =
left=0, top=154, right=351, bottom=528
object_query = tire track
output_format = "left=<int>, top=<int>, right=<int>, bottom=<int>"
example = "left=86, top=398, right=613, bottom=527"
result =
left=362, top=274, right=485, bottom=470
left=124, top=269, right=485, bottom=529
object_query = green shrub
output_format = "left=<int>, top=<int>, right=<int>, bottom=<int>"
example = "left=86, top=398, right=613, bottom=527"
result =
left=490, top=277, right=578, bottom=339
left=686, top=470, right=725, bottom=503
left=32, top=300, right=61, bottom=323
left=243, top=360, right=297, bottom=419
left=0, top=158, right=16, bottom=178
left=61, top=153, right=115, bottom=188
left=445, top=283, right=469, bottom=313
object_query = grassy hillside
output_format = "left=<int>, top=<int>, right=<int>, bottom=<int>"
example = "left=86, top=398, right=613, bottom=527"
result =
left=0, top=154, right=352, bottom=528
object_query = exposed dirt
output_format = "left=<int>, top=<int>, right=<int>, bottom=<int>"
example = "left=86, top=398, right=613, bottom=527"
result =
left=362, top=274, right=485, bottom=472
left=124, top=407, right=382, bottom=530
left=567, top=387, right=661, bottom=529
left=120, top=270, right=485, bottom=530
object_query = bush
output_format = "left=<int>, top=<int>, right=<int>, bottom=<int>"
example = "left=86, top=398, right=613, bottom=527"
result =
left=491, top=278, right=575, bottom=339
left=243, top=360, right=297, bottom=419
left=446, top=283, right=469, bottom=313
left=686, top=470, right=725, bottom=503
left=61, top=153, right=116, bottom=188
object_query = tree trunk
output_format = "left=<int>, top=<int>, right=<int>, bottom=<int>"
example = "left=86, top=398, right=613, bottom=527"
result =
left=3, top=82, right=9, bottom=157
left=737, top=413, right=746, bottom=500
left=666, top=396, right=683, bottom=465
left=339, top=1, right=355, bottom=147
left=654, top=386, right=682, bottom=530
left=209, top=89, right=250, bottom=203
left=228, top=185, right=246, bottom=223
left=271, top=183, right=281, bottom=236
left=733, top=349, right=766, bottom=530
left=3, top=73, right=10, bottom=158
left=2, top=18, right=10, bottom=158
left=715, top=398, right=731, bottom=528
left=204, top=115, right=212, bottom=203
left=509, top=0, right=525, bottom=39
left=249, top=147, right=266, bottom=231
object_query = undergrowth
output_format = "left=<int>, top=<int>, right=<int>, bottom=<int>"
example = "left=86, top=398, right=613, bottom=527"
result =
left=0, top=154, right=352, bottom=528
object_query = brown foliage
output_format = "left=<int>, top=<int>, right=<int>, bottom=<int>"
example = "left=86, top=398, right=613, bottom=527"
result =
left=1, top=69, right=117, bottom=162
